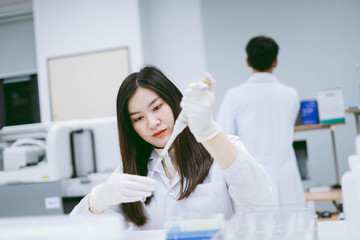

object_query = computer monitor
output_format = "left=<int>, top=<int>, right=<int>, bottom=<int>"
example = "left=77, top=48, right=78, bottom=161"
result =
left=0, top=74, right=40, bottom=128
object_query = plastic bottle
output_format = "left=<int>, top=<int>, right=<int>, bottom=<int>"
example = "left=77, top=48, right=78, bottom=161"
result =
left=341, top=154, right=360, bottom=240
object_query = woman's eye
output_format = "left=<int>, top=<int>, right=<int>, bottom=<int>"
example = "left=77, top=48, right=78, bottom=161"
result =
left=153, top=104, right=162, bottom=111
left=134, top=116, right=143, bottom=122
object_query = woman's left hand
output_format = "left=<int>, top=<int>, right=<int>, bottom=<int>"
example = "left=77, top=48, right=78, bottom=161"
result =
left=180, top=72, right=221, bottom=142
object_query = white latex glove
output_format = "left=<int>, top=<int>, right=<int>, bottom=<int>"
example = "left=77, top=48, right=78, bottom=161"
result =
left=89, top=173, right=156, bottom=212
left=180, top=72, right=221, bottom=142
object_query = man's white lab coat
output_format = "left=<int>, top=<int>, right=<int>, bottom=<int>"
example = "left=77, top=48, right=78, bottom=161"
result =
left=217, top=73, right=305, bottom=205
left=70, top=135, right=272, bottom=230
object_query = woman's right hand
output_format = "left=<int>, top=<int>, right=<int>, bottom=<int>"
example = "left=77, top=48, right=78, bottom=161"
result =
left=89, top=173, right=156, bottom=213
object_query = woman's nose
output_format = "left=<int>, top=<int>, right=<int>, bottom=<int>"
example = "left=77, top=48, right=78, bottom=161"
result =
left=148, top=115, right=160, bottom=128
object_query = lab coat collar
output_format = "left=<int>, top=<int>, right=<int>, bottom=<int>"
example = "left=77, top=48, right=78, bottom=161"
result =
left=148, top=150, right=162, bottom=174
left=247, top=72, right=279, bottom=83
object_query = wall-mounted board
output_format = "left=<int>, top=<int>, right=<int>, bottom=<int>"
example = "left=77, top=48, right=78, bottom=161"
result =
left=48, top=48, right=129, bottom=121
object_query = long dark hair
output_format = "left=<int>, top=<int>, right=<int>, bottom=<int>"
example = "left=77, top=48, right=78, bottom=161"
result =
left=116, top=66, right=213, bottom=226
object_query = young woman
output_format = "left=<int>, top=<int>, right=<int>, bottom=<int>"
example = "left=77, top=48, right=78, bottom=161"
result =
left=70, top=66, right=272, bottom=230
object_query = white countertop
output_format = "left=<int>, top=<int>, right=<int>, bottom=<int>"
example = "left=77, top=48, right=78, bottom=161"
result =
left=0, top=214, right=347, bottom=240
left=123, top=220, right=347, bottom=240
left=318, top=220, right=347, bottom=240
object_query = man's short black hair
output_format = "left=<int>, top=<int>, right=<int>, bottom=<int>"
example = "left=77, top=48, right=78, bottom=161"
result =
left=246, top=36, right=279, bottom=71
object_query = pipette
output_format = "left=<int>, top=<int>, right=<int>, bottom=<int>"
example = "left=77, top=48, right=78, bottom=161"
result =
left=147, top=110, right=188, bottom=179
left=141, top=77, right=210, bottom=202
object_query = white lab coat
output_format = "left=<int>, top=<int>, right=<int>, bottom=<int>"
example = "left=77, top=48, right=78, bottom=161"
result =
left=70, top=135, right=272, bottom=230
left=217, top=73, right=305, bottom=206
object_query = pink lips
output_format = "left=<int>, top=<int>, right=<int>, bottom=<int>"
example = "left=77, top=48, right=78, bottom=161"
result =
left=153, top=129, right=166, bottom=138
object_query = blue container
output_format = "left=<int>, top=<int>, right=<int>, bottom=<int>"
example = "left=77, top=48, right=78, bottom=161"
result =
left=166, top=229, right=219, bottom=240
left=301, top=100, right=319, bottom=125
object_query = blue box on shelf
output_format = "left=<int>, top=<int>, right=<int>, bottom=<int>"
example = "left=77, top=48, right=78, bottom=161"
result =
left=301, top=100, right=319, bottom=125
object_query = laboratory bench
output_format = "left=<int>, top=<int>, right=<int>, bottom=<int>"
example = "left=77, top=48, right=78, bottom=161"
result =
left=126, top=221, right=347, bottom=240
left=346, top=107, right=360, bottom=134
left=295, top=122, right=347, bottom=222
left=0, top=216, right=348, bottom=240
left=0, top=173, right=111, bottom=217
left=305, top=187, right=343, bottom=221
left=294, top=122, right=345, bottom=131
left=295, top=122, right=345, bottom=187
left=305, top=188, right=342, bottom=202
left=0, top=175, right=346, bottom=218
left=0, top=178, right=348, bottom=239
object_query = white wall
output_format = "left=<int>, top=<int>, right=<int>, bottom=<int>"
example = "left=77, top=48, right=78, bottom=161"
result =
left=202, top=0, right=360, bottom=210
left=0, top=17, right=37, bottom=75
left=139, top=0, right=206, bottom=93
left=32, top=0, right=144, bottom=122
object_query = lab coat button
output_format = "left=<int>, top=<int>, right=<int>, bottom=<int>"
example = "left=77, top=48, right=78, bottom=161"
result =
left=168, top=190, right=175, bottom=197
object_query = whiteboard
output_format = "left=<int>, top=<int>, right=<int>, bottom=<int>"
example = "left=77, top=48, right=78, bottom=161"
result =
left=48, top=48, right=129, bottom=121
